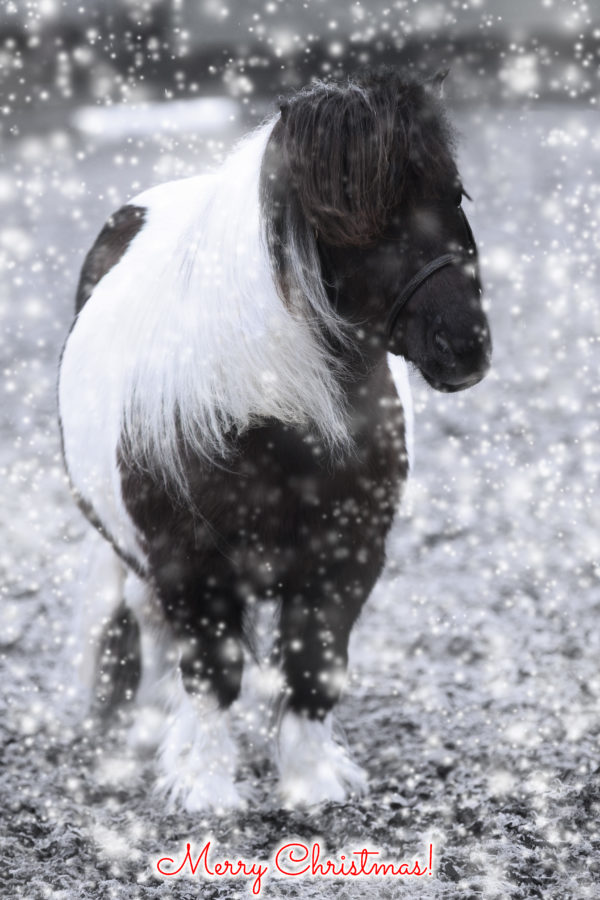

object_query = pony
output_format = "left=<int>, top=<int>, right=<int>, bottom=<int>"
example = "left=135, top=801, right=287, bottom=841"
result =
left=58, top=68, right=491, bottom=811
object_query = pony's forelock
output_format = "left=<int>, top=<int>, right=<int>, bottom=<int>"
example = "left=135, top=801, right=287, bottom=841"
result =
left=272, top=70, right=457, bottom=248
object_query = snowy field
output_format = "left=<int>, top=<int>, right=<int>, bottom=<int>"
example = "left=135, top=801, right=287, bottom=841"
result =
left=1, top=96, right=600, bottom=899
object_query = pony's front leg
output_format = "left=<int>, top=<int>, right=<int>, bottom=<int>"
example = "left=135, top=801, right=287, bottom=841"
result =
left=152, top=562, right=247, bottom=813
left=276, top=548, right=385, bottom=807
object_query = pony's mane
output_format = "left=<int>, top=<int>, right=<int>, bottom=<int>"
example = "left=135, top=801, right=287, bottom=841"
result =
left=117, top=119, right=352, bottom=499
left=263, top=69, right=457, bottom=248
left=115, top=71, right=454, bottom=499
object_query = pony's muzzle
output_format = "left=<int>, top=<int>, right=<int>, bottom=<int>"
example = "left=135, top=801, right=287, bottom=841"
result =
left=427, top=320, right=492, bottom=391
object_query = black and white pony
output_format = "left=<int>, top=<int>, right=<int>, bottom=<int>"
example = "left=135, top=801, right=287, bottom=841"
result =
left=58, top=69, right=491, bottom=811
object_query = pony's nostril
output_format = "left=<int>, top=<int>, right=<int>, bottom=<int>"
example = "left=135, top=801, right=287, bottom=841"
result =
left=433, top=330, right=453, bottom=360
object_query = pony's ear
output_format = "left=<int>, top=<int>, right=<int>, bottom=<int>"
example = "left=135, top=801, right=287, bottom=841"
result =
left=279, top=100, right=290, bottom=122
left=425, top=67, right=450, bottom=98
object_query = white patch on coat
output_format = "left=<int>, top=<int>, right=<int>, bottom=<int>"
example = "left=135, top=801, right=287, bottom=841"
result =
left=59, top=116, right=353, bottom=516
left=277, top=710, right=368, bottom=807
left=387, top=352, right=414, bottom=471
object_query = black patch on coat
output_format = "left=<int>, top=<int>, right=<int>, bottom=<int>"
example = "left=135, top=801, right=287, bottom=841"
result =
left=119, top=360, right=408, bottom=717
left=75, top=204, right=146, bottom=313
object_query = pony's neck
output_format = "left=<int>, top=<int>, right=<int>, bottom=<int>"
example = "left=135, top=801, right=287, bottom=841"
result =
left=317, top=242, right=388, bottom=382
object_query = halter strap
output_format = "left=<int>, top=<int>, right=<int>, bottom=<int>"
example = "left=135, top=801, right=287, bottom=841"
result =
left=386, top=207, right=477, bottom=341
left=386, top=252, right=457, bottom=339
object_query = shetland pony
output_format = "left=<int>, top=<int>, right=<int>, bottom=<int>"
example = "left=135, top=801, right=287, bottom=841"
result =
left=58, top=69, right=491, bottom=811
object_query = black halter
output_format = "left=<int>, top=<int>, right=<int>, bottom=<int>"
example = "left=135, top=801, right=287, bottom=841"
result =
left=386, top=207, right=477, bottom=342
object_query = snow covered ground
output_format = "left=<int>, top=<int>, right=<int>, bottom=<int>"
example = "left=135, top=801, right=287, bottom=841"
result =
left=1, top=97, right=599, bottom=899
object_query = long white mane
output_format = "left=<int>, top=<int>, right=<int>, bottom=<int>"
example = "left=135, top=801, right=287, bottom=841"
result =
left=111, top=117, right=352, bottom=496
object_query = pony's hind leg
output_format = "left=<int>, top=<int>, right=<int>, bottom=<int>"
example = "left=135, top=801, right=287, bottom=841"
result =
left=150, top=556, right=247, bottom=812
left=121, top=571, right=174, bottom=753
left=74, top=531, right=136, bottom=714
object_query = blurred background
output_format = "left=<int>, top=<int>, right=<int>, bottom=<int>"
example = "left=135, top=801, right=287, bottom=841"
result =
left=3, top=0, right=599, bottom=127
left=2, top=2, right=600, bottom=898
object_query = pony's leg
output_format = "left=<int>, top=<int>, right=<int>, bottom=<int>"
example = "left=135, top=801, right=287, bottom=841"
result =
left=151, top=564, right=247, bottom=813
left=276, top=550, right=385, bottom=807
left=122, top=571, right=174, bottom=752
left=74, top=530, right=128, bottom=710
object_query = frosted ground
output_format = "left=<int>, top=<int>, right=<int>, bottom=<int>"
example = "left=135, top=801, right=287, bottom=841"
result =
left=1, top=95, right=599, bottom=899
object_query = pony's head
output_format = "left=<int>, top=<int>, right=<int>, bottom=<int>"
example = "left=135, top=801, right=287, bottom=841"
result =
left=261, top=69, right=491, bottom=392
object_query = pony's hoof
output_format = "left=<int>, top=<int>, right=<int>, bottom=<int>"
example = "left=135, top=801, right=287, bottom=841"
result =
left=279, top=755, right=368, bottom=808
left=183, top=775, right=247, bottom=814
left=126, top=705, right=165, bottom=755
left=156, top=768, right=246, bottom=814
left=277, top=711, right=368, bottom=808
